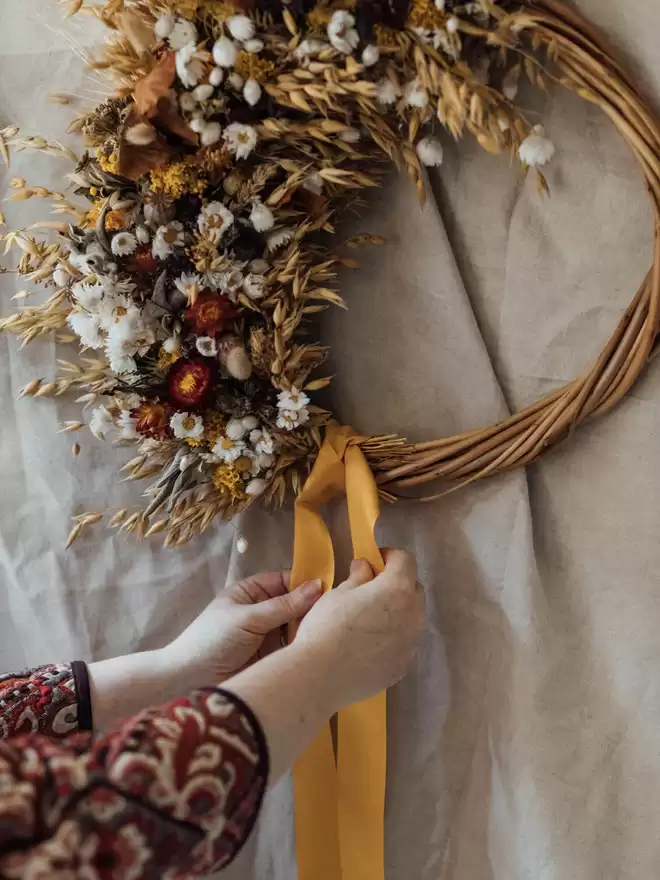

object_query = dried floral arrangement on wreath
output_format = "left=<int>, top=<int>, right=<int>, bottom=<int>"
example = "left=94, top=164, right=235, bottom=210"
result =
left=0, top=0, right=558, bottom=547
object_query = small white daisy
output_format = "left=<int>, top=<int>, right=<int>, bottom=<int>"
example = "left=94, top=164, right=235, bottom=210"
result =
left=212, top=435, right=247, bottom=462
left=243, top=274, right=267, bottom=300
left=416, top=136, right=444, bottom=167
left=250, top=428, right=276, bottom=455
left=117, top=410, right=140, bottom=441
left=223, top=122, right=257, bottom=160
left=68, top=311, right=104, bottom=349
left=168, top=19, right=198, bottom=51
left=276, top=408, right=310, bottom=431
left=195, top=336, right=218, bottom=357
left=376, top=77, right=400, bottom=106
left=249, top=201, right=274, bottom=232
left=267, top=227, right=294, bottom=251
left=110, top=231, right=138, bottom=257
left=327, top=10, right=359, bottom=54
left=89, top=405, right=114, bottom=440
left=153, top=222, right=185, bottom=260
left=71, top=281, right=104, bottom=310
left=176, top=43, right=207, bottom=88
left=519, top=125, right=556, bottom=167
left=198, top=202, right=234, bottom=238
left=170, top=412, right=205, bottom=440
left=278, top=386, right=310, bottom=411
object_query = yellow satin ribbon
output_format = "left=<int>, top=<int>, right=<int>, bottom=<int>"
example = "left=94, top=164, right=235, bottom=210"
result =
left=289, top=424, right=387, bottom=880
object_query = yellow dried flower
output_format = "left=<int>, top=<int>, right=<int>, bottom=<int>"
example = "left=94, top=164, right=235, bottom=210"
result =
left=185, top=437, right=206, bottom=448
left=86, top=200, right=128, bottom=231
left=406, top=0, right=445, bottom=29
left=203, top=411, right=227, bottom=446
left=157, top=347, right=181, bottom=370
left=150, top=156, right=209, bottom=200
left=212, top=463, right=246, bottom=501
left=98, top=150, right=120, bottom=174
left=235, top=52, right=276, bottom=83
left=374, top=24, right=404, bottom=48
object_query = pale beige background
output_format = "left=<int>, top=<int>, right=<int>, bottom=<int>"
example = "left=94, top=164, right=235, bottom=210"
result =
left=2, top=2, right=660, bottom=878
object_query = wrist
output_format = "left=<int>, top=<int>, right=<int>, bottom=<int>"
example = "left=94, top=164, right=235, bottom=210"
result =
left=285, top=640, right=342, bottom=717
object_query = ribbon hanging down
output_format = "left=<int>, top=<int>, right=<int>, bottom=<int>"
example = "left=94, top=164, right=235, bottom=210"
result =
left=288, top=423, right=387, bottom=880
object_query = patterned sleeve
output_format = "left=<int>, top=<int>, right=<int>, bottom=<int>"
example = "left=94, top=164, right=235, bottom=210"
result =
left=0, top=688, right=269, bottom=879
left=0, top=663, right=88, bottom=740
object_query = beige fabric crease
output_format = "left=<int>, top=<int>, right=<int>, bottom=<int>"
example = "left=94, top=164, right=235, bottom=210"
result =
left=1, top=2, right=660, bottom=878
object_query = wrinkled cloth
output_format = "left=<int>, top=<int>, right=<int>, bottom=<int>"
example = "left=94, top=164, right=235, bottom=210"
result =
left=2, top=1, right=660, bottom=879
left=0, top=664, right=268, bottom=879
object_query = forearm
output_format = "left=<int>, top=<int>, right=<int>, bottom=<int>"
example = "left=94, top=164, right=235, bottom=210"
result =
left=88, top=648, right=194, bottom=730
left=222, top=642, right=337, bottom=782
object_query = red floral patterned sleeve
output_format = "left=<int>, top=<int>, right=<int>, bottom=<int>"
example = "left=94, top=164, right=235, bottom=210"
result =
left=0, top=680, right=269, bottom=879
left=0, top=663, right=86, bottom=740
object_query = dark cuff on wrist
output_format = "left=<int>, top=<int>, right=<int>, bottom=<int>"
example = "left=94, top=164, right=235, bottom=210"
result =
left=71, top=660, right=93, bottom=732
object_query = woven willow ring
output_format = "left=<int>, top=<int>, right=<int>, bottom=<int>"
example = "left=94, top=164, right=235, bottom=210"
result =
left=0, top=0, right=656, bottom=546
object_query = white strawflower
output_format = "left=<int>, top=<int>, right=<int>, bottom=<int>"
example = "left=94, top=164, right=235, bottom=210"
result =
left=227, top=14, right=255, bottom=42
left=243, top=78, right=262, bottom=107
left=294, top=38, right=327, bottom=61
left=278, top=386, right=310, bottom=411
left=519, top=125, right=556, bottom=167
left=244, top=38, right=264, bottom=53
left=276, top=408, right=309, bottom=431
left=376, top=77, right=400, bottom=105
left=176, top=43, right=206, bottom=88
left=117, top=410, right=139, bottom=441
left=72, top=281, right=103, bottom=310
left=212, top=37, right=237, bottom=68
left=193, top=83, right=214, bottom=102
left=96, top=293, right=133, bottom=330
left=201, top=122, right=222, bottom=146
left=171, top=412, right=204, bottom=440
left=250, top=428, right=276, bottom=455
left=174, top=272, right=203, bottom=300
left=209, top=66, right=224, bottom=87
left=89, top=405, right=114, bottom=440
left=136, top=225, right=150, bottom=244
left=155, top=13, right=174, bottom=40
left=169, top=19, right=198, bottom=51
left=267, top=227, right=294, bottom=251
left=53, top=267, right=70, bottom=287
left=196, top=336, right=218, bottom=358
left=404, top=77, right=429, bottom=108
left=110, top=231, right=137, bottom=257
left=226, top=418, right=248, bottom=440
left=243, top=273, right=267, bottom=300
left=153, top=222, right=185, bottom=259
left=198, top=201, right=234, bottom=238
left=416, top=136, right=444, bottom=167
left=67, top=311, right=104, bottom=349
left=106, top=341, right=137, bottom=375
left=212, top=435, right=247, bottom=462
left=327, top=10, right=359, bottom=55
left=237, top=535, right=249, bottom=554
left=249, top=201, right=274, bottom=232
left=223, top=122, right=257, bottom=160
left=246, top=478, right=268, bottom=497
left=362, top=45, right=380, bottom=67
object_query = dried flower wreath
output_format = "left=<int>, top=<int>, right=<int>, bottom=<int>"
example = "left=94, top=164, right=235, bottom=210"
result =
left=1, top=0, right=657, bottom=549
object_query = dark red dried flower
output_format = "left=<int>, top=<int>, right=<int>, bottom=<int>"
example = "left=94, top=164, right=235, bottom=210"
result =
left=185, top=290, right=238, bottom=336
left=167, top=359, right=212, bottom=408
left=133, top=401, right=171, bottom=438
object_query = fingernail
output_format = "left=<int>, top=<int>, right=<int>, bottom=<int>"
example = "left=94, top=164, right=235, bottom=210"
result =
left=300, top=579, right=323, bottom=596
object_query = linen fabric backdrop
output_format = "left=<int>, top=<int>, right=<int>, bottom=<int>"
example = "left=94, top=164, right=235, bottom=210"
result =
left=1, top=2, right=660, bottom=878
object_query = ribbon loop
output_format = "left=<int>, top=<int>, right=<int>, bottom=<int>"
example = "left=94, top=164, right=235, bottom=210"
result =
left=289, top=424, right=387, bottom=880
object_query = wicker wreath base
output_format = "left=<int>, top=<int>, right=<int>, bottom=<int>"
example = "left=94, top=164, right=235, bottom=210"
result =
left=367, top=0, right=660, bottom=502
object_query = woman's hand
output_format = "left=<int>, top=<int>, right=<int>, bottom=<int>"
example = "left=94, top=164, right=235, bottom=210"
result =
left=223, top=548, right=425, bottom=780
left=294, top=549, right=425, bottom=709
left=162, top=571, right=323, bottom=688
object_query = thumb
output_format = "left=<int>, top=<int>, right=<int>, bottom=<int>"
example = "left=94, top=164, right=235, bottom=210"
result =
left=338, top=558, right=374, bottom=590
left=247, top=579, right=323, bottom=632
